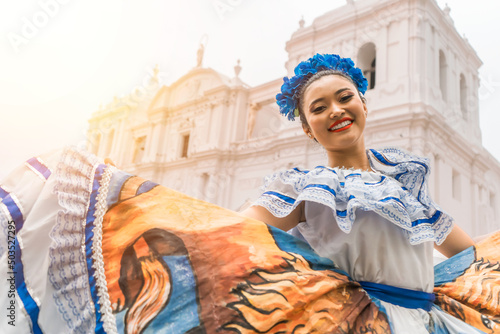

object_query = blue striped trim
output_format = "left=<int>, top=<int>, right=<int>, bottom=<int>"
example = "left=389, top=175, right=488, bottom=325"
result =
left=370, top=149, right=429, bottom=201
left=1, top=156, right=52, bottom=333
left=316, top=166, right=338, bottom=175
left=292, top=167, right=308, bottom=174
left=336, top=210, right=347, bottom=217
left=2, top=195, right=23, bottom=228
left=84, top=164, right=107, bottom=334
left=266, top=183, right=438, bottom=228
left=14, top=236, right=43, bottom=334
left=364, top=176, right=386, bottom=185
left=336, top=196, right=408, bottom=219
left=338, top=172, right=386, bottom=186
left=411, top=210, right=441, bottom=227
left=2, top=192, right=43, bottom=333
left=327, top=193, right=435, bottom=228
left=395, top=172, right=405, bottom=181
left=369, top=149, right=398, bottom=166
left=26, top=157, right=51, bottom=180
left=304, top=183, right=337, bottom=196
left=263, top=191, right=295, bottom=205
left=380, top=196, right=406, bottom=208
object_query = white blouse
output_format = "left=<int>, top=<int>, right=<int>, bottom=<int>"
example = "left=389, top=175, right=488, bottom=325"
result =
left=255, top=147, right=453, bottom=293
left=292, top=202, right=435, bottom=292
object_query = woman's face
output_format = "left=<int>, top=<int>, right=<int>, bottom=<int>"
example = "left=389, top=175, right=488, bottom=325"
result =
left=302, top=74, right=368, bottom=154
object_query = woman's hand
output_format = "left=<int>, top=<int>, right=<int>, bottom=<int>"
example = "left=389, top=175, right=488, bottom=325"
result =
left=434, top=224, right=475, bottom=258
left=104, top=158, right=117, bottom=167
left=240, top=202, right=305, bottom=231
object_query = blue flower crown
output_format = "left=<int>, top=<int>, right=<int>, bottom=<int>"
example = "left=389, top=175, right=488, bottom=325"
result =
left=276, top=54, right=368, bottom=121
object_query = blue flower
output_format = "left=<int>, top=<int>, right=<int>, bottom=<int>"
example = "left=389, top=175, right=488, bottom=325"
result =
left=277, top=53, right=368, bottom=121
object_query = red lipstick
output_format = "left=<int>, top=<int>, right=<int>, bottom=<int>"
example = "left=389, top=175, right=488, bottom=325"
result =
left=328, top=117, right=353, bottom=132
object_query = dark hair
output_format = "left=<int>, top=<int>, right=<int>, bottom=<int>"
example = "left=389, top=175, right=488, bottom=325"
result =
left=297, top=70, right=367, bottom=128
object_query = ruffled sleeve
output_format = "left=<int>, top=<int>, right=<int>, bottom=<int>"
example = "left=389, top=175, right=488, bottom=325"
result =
left=253, top=147, right=454, bottom=245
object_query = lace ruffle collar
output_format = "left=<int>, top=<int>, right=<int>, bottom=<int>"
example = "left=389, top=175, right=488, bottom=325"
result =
left=254, top=147, right=453, bottom=245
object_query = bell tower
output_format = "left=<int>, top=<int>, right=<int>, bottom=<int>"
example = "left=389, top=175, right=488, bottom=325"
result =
left=284, top=0, right=482, bottom=147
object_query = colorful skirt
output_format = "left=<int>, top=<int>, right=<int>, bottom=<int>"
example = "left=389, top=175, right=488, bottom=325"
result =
left=0, top=147, right=499, bottom=334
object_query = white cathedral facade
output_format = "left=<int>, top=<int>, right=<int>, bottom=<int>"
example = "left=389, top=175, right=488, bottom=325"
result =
left=88, top=0, right=500, bottom=238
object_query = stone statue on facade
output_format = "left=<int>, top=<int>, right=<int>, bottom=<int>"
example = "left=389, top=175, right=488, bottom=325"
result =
left=247, top=102, right=261, bottom=139
left=196, top=35, right=209, bottom=67
left=196, top=43, right=204, bottom=67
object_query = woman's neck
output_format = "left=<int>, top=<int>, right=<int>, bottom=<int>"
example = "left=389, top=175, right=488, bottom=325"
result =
left=326, top=147, right=371, bottom=171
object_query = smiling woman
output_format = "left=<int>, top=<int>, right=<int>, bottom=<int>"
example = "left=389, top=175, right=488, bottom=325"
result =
left=242, top=53, right=500, bottom=333
left=1, top=52, right=499, bottom=333
left=301, top=74, right=368, bottom=168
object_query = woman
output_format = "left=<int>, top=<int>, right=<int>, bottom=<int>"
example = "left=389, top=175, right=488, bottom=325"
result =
left=241, top=54, right=497, bottom=332
left=0, top=54, right=498, bottom=334
left=244, top=54, right=473, bottom=255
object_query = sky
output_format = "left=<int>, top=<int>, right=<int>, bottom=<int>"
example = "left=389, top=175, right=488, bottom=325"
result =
left=0, top=0, right=499, bottom=179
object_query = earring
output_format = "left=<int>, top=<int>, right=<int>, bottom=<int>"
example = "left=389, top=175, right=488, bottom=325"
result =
left=308, top=133, right=313, bottom=139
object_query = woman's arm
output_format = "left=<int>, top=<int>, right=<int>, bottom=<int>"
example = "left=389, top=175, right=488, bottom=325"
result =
left=241, top=202, right=305, bottom=231
left=434, top=224, right=475, bottom=258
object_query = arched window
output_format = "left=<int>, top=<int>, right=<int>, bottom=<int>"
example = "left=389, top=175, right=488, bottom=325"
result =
left=439, top=50, right=447, bottom=101
left=357, top=43, right=376, bottom=90
left=460, top=74, right=467, bottom=118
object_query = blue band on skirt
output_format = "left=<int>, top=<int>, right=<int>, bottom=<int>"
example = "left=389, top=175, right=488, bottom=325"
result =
left=359, top=281, right=435, bottom=311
